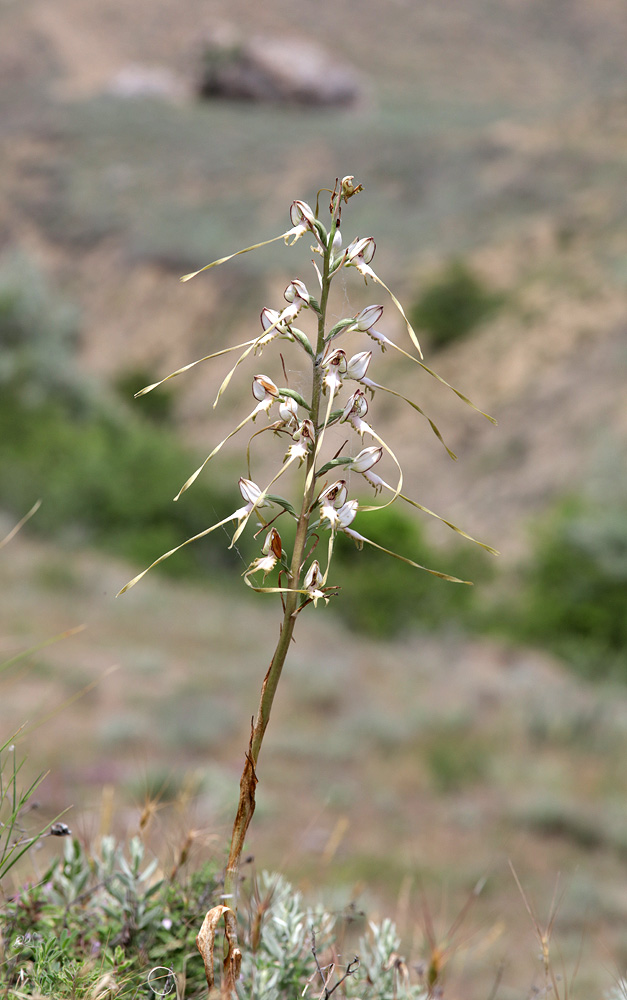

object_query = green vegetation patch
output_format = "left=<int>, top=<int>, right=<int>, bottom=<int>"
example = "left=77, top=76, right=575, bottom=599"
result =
left=0, top=253, right=241, bottom=578
left=333, top=506, right=492, bottom=637
left=410, top=258, right=504, bottom=350
left=494, top=498, right=627, bottom=682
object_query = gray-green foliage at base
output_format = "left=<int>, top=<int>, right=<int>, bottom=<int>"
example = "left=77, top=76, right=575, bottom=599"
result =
left=1, top=839, right=425, bottom=999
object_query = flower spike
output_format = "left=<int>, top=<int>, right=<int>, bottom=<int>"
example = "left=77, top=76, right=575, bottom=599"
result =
left=119, top=179, right=497, bottom=948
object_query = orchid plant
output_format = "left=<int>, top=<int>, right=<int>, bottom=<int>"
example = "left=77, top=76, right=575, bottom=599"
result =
left=118, top=177, right=496, bottom=995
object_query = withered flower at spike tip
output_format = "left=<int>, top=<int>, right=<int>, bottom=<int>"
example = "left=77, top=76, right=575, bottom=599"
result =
left=340, top=175, right=364, bottom=203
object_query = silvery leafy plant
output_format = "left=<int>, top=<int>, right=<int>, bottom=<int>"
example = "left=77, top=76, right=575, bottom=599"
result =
left=118, top=177, right=496, bottom=995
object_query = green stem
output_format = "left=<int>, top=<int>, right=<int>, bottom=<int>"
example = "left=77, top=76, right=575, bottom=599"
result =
left=222, top=224, right=334, bottom=909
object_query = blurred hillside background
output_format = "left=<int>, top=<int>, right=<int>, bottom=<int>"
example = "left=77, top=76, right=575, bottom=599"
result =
left=2, top=0, right=627, bottom=995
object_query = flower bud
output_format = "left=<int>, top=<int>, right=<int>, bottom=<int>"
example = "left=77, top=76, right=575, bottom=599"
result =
left=284, top=279, right=309, bottom=305
left=289, top=200, right=316, bottom=229
left=347, top=446, right=382, bottom=473
left=354, top=304, right=383, bottom=332
left=346, top=351, right=372, bottom=381
left=239, top=478, right=263, bottom=505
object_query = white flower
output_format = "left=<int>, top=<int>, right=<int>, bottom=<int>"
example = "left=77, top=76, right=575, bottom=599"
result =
left=346, top=236, right=376, bottom=266
left=302, top=560, right=327, bottom=606
left=340, top=389, right=370, bottom=435
left=280, top=279, right=310, bottom=324
left=318, top=480, right=348, bottom=508
left=351, top=305, right=390, bottom=352
left=319, top=480, right=348, bottom=526
left=284, top=278, right=309, bottom=305
left=321, top=347, right=347, bottom=395
left=336, top=499, right=358, bottom=529
left=258, top=307, right=293, bottom=347
left=229, top=478, right=273, bottom=528
left=278, top=396, right=299, bottom=429
left=238, top=478, right=271, bottom=509
left=245, top=527, right=282, bottom=580
left=293, top=417, right=315, bottom=443
left=283, top=200, right=318, bottom=246
left=251, top=375, right=281, bottom=419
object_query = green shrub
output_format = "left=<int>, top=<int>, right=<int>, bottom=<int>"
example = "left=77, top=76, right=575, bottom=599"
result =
left=332, top=506, right=491, bottom=637
left=0, top=254, right=253, bottom=579
left=0, top=388, right=242, bottom=577
left=496, top=499, right=627, bottom=681
left=410, top=258, right=503, bottom=350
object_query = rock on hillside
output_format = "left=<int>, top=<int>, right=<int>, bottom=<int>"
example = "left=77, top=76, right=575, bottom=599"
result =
left=197, top=28, right=364, bottom=107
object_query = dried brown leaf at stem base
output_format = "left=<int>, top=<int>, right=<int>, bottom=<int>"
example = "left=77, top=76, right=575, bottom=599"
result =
left=196, top=905, right=242, bottom=998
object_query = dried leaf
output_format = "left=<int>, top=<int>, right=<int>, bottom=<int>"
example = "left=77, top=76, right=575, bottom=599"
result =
left=196, top=905, right=242, bottom=997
